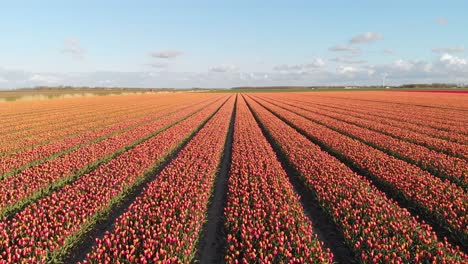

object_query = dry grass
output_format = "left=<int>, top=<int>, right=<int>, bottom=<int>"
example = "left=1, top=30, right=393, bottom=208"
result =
left=0, top=89, right=156, bottom=102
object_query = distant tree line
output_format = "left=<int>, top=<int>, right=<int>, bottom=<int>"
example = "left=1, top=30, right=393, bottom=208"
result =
left=231, top=83, right=467, bottom=90
left=397, top=83, right=466, bottom=88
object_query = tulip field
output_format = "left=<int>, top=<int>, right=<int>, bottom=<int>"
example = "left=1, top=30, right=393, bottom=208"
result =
left=0, top=91, right=467, bottom=263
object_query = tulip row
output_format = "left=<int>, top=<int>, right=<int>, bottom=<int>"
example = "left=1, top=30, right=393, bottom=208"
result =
left=0, top=93, right=182, bottom=132
left=223, top=96, right=333, bottom=263
left=0, top=97, right=209, bottom=177
left=0, top=100, right=108, bottom=131
left=0, top=96, right=228, bottom=263
left=0, top=99, right=133, bottom=140
left=2, top=101, right=128, bottom=133
left=309, top=94, right=468, bottom=133
left=0, top=98, right=175, bottom=155
left=0, top=93, right=214, bottom=154
left=311, top=108, right=468, bottom=160
left=258, top=96, right=467, bottom=189
left=83, top=95, right=235, bottom=263
left=300, top=92, right=467, bottom=125
left=0, top=104, right=166, bottom=174
left=283, top=97, right=467, bottom=144
left=1, top=109, right=145, bottom=155
left=322, top=101, right=466, bottom=144
left=0, top=97, right=220, bottom=219
left=268, top=96, right=468, bottom=160
left=253, top=97, right=468, bottom=246
left=313, top=91, right=467, bottom=115
left=245, top=95, right=467, bottom=263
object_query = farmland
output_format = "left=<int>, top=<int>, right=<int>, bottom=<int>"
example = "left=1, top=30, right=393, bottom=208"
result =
left=0, top=91, right=466, bottom=263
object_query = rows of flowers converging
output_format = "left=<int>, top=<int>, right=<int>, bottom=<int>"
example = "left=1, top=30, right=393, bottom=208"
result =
left=0, top=96, right=226, bottom=263
left=0, top=92, right=175, bottom=135
left=301, top=94, right=468, bottom=135
left=0, top=98, right=169, bottom=155
left=1, top=102, right=131, bottom=145
left=283, top=96, right=468, bottom=145
left=0, top=108, right=161, bottom=175
left=246, top=95, right=467, bottom=263
left=83, top=96, right=235, bottom=263
left=260, top=97, right=468, bottom=189
left=309, top=104, right=467, bottom=160
left=269, top=96, right=468, bottom=160
left=0, top=97, right=207, bottom=176
left=312, top=91, right=468, bottom=119
left=0, top=99, right=110, bottom=133
left=0, top=93, right=214, bottom=135
left=0, top=98, right=219, bottom=216
left=255, top=97, right=468, bottom=246
left=223, top=96, right=332, bottom=263
left=323, top=103, right=466, bottom=144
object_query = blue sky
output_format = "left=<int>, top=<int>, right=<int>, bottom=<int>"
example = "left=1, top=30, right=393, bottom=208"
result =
left=1, top=0, right=467, bottom=88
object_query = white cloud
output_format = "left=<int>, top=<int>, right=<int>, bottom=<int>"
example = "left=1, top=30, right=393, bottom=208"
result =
left=310, top=58, right=326, bottom=67
left=337, top=65, right=361, bottom=75
left=367, top=59, right=437, bottom=83
left=99, top=79, right=114, bottom=84
left=3, top=53, right=468, bottom=89
left=29, top=74, right=61, bottom=83
left=210, top=64, right=238, bottom=72
left=437, top=17, right=448, bottom=25
left=240, top=72, right=270, bottom=80
left=273, top=58, right=325, bottom=72
left=329, top=44, right=360, bottom=53
left=383, top=48, right=394, bottom=55
left=440, top=53, right=467, bottom=66
left=350, top=32, right=384, bottom=44
left=147, top=63, right=169, bottom=68
left=432, top=46, right=465, bottom=53
left=61, top=38, right=86, bottom=58
left=330, top=57, right=367, bottom=64
left=150, top=50, right=183, bottom=59
left=394, top=59, right=414, bottom=71
left=273, top=64, right=302, bottom=71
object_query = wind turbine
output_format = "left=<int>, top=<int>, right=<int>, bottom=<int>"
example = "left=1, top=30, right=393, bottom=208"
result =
left=381, top=73, right=388, bottom=88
